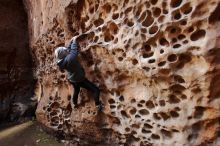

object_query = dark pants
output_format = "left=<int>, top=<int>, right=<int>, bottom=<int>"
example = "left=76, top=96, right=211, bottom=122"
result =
left=70, top=78, right=100, bottom=105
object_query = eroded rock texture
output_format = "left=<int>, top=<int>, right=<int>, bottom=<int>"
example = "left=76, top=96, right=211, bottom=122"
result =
left=0, top=0, right=35, bottom=122
left=25, top=0, right=220, bottom=145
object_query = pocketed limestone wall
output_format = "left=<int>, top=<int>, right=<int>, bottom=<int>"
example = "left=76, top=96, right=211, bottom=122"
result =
left=25, top=0, right=220, bottom=145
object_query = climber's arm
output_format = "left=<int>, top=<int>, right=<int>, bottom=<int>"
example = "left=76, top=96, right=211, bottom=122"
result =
left=65, top=40, right=79, bottom=62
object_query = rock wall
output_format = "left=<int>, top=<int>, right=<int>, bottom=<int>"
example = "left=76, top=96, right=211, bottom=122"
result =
left=25, top=0, right=220, bottom=145
left=0, top=0, right=36, bottom=122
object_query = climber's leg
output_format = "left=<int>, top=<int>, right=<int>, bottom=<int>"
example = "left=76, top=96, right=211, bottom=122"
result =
left=78, top=78, right=101, bottom=106
left=71, top=82, right=80, bottom=105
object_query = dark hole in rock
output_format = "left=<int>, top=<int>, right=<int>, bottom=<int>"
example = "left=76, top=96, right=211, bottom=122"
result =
left=143, top=44, right=152, bottom=52
left=160, top=112, right=170, bottom=120
left=174, top=75, right=185, bottom=83
left=144, top=123, right=153, bottom=129
left=180, top=20, right=187, bottom=25
left=118, top=57, right=123, bottom=61
left=102, top=3, right=112, bottom=13
left=174, top=107, right=181, bottom=111
left=127, top=21, right=134, bottom=27
left=188, top=26, right=194, bottom=33
left=172, top=38, right=178, bottom=43
left=193, top=106, right=206, bottom=119
left=140, top=100, right=145, bottom=104
left=141, top=28, right=147, bottom=33
left=94, top=18, right=104, bottom=27
left=170, top=84, right=186, bottom=92
left=151, top=134, right=160, bottom=139
left=121, top=110, right=129, bottom=118
left=158, top=61, right=166, bottom=67
left=192, top=122, right=201, bottom=132
left=135, top=114, right=141, bottom=118
left=131, top=124, right=140, bottom=129
left=49, top=96, right=53, bottom=100
left=131, top=98, right=136, bottom=103
left=159, top=38, right=169, bottom=46
left=119, top=95, right=124, bottom=101
left=135, top=6, right=143, bottom=17
left=51, top=102, right=60, bottom=109
left=190, top=29, right=206, bottom=41
left=142, top=66, right=150, bottom=71
left=89, top=7, right=95, bottom=13
left=108, top=99, right=115, bottom=104
left=153, top=113, right=161, bottom=120
left=112, top=13, right=119, bottom=20
left=132, top=59, right=138, bottom=65
left=170, top=28, right=177, bottom=33
left=109, top=22, right=119, bottom=34
left=150, top=0, right=158, bottom=5
left=160, top=49, right=165, bottom=54
left=180, top=94, right=187, bottom=99
left=174, top=12, right=181, bottom=20
left=167, top=54, right=178, bottom=62
left=176, top=53, right=192, bottom=69
left=159, top=100, right=166, bottom=106
left=142, top=15, right=154, bottom=27
left=125, top=7, right=133, bottom=14
left=110, top=105, right=116, bottom=109
left=143, top=52, right=154, bottom=58
left=170, top=110, right=179, bottom=118
left=171, top=0, right=182, bottom=8
left=50, top=123, right=59, bottom=127
left=187, top=133, right=198, bottom=142
left=149, top=25, right=159, bottom=34
left=158, top=15, right=165, bottom=23
left=153, top=7, right=161, bottom=17
left=148, top=59, right=156, bottom=64
left=183, top=40, right=189, bottom=44
left=138, top=103, right=143, bottom=107
left=163, top=9, right=168, bottom=14
left=173, top=44, right=181, bottom=49
left=168, top=94, right=180, bottom=104
left=67, top=95, right=71, bottom=101
left=142, top=129, right=152, bottom=133
left=51, top=116, right=59, bottom=122
left=138, top=11, right=147, bottom=22
left=58, top=125, right=62, bottom=129
left=146, top=100, right=155, bottom=109
left=104, top=33, right=114, bottom=42
left=159, top=69, right=171, bottom=75
left=129, top=107, right=137, bottom=115
left=125, top=127, right=130, bottom=132
left=161, top=129, right=172, bottom=138
left=139, top=109, right=149, bottom=115
left=47, top=108, right=52, bottom=112
left=182, top=4, right=192, bottom=15
left=178, top=34, right=186, bottom=40
left=209, top=2, right=220, bottom=24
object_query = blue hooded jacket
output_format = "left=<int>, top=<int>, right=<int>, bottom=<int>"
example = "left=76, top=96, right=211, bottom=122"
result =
left=57, top=41, right=85, bottom=82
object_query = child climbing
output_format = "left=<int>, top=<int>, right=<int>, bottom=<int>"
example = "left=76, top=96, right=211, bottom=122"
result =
left=54, top=38, right=103, bottom=112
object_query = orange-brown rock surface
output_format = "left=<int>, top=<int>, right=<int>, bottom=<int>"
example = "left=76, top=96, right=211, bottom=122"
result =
left=24, top=0, right=220, bottom=145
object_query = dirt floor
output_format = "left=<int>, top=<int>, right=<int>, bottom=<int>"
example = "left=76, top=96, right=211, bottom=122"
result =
left=0, top=120, right=69, bottom=146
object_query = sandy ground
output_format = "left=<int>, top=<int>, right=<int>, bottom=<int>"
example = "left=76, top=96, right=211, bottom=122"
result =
left=0, top=120, right=66, bottom=146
